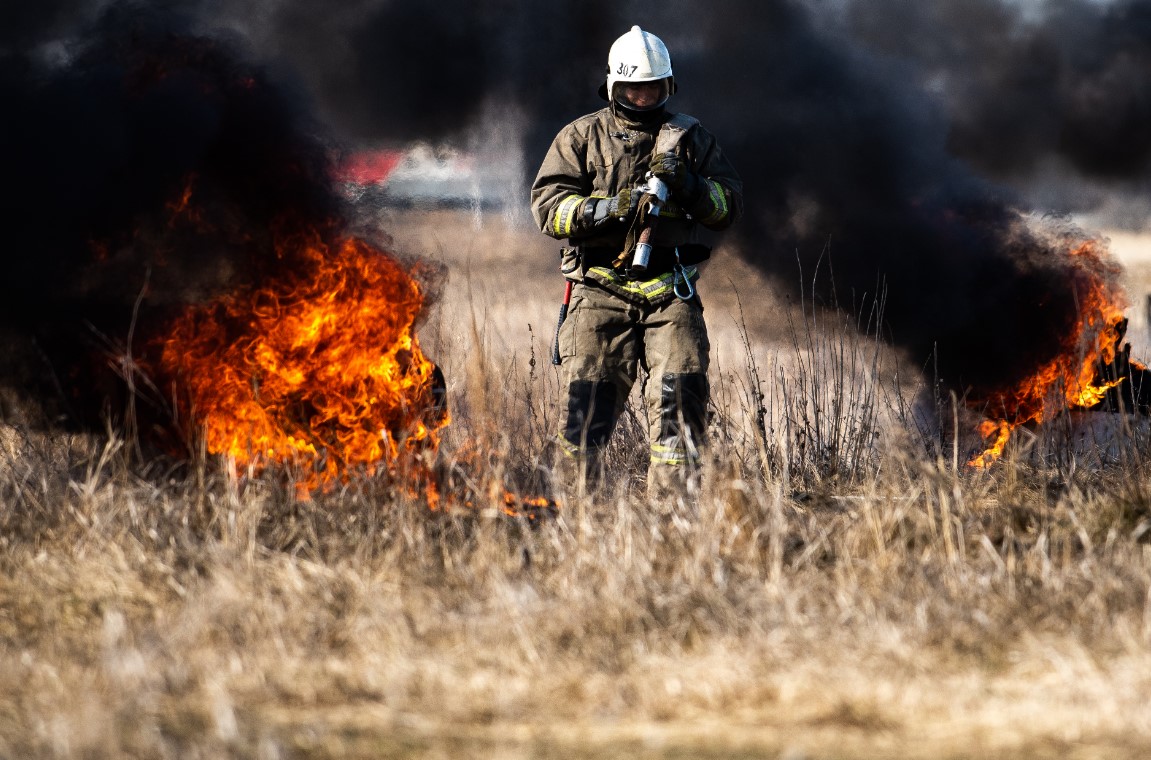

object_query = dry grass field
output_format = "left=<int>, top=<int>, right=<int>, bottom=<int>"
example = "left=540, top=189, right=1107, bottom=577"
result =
left=3, top=209, right=1151, bottom=758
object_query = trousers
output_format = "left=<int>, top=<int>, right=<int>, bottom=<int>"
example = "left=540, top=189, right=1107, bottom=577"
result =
left=555, top=281, right=710, bottom=491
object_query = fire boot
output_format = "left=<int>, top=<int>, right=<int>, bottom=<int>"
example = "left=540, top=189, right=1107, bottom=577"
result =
left=645, top=372, right=708, bottom=514
left=555, top=378, right=620, bottom=499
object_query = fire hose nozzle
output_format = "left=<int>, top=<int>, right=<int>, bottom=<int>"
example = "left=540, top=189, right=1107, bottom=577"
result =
left=629, top=174, right=669, bottom=275
left=640, top=173, right=669, bottom=204
left=631, top=242, right=653, bottom=273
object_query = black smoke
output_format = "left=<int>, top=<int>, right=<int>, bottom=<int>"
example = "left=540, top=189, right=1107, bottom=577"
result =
left=0, top=0, right=91, bottom=49
left=845, top=0, right=1151, bottom=186
left=670, top=0, right=1142, bottom=399
left=227, top=0, right=1135, bottom=398
left=219, top=0, right=614, bottom=150
left=226, top=0, right=1151, bottom=195
left=3, top=0, right=1143, bottom=426
left=0, top=2, right=342, bottom=426
left=662, top=0, right=1117, bottom=399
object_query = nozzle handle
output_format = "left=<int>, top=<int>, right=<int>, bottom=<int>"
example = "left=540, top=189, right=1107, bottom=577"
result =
left=551, top=280, right=574, bottom=366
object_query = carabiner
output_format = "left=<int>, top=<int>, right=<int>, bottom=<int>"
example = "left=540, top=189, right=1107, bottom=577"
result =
left=672, top=248, right=695, bottom=301
left=673, top=266, right=694, bottom=300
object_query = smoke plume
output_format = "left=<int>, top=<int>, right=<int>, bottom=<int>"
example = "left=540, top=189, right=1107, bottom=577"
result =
left=845, top=0, right=1151, bottom=187
left=0, top=2, right=343, bottom=425
left=3, top=0, right=1143, bottom=427
left=664, top=0, right=1123, bottom=399
left=225, top=0, right=1138, bottom=397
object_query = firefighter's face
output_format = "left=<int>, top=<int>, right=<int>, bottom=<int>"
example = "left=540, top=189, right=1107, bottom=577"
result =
left=617, top=79, right=669, bottom=110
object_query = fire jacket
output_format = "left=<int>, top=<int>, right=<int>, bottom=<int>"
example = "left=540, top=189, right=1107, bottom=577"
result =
left=531, top=107, right=743, bottom=277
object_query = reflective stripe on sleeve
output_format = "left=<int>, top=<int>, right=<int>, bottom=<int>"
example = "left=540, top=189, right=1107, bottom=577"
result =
left=552, top=194, right=584, bottom=237
left=698, top=180, right=729, bottom=225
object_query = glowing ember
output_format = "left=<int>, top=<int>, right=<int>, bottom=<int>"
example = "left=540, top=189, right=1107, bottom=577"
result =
left=154, top=228, right=448, bottom=492
left=967, top=239, right=1127, bottom=468
left=504, top=493, right=558, bottom=520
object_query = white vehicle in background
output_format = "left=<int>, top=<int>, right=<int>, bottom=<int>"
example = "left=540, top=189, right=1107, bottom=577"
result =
left=339, top=143, right=521, bottom=211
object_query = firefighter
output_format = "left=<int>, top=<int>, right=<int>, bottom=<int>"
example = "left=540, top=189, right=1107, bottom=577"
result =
left=531, top=25, right=743, bottom=501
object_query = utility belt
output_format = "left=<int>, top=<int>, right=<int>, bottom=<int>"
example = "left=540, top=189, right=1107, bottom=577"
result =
left=560, top=244, right=708, bottom=305
left=568, top=243, right=711, bottom=279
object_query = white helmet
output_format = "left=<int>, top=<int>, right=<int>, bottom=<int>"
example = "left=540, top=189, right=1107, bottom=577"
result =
left=598, top=25, right=675, bottom=108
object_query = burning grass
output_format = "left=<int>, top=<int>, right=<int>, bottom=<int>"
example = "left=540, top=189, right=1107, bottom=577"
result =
left=151, top=229, right=447, bottom=494
left=966, top=236, right=1131, bottom=468
left=3, top=214, right=1151, bottom=758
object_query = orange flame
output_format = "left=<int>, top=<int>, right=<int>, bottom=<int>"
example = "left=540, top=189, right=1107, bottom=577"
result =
left=145, top=171, right=556, bottom=513
left=968, top=240, right=1127, bottom=468
left=154, top=228, right=448, bottom=493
